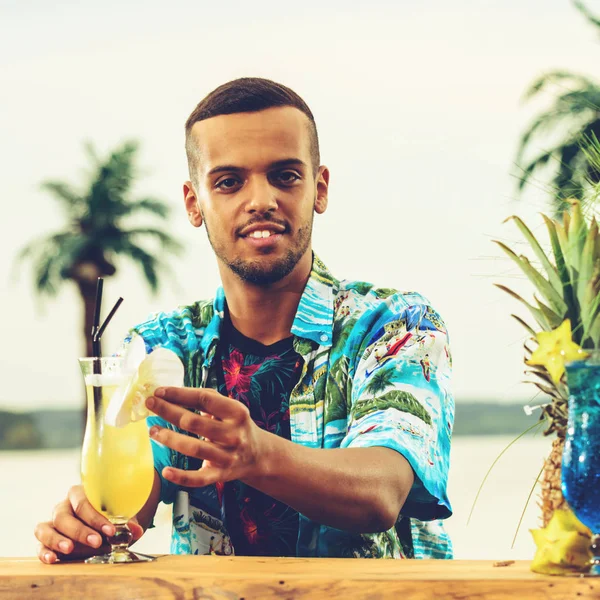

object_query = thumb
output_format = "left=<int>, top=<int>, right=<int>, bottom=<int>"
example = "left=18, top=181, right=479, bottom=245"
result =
left=127, top=517, right=144, bottom=542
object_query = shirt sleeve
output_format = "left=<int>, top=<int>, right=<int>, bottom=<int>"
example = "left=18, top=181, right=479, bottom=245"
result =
left=340, top=294, right=454, bottom=522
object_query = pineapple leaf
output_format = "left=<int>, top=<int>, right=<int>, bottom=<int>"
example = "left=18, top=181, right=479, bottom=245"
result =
left=512, top=314, right=538, bottom=337
left=589, top=312, right=600, bottom=348
left=533, top=381, right=562, bottom=400
left=504, top=215, right=562, bottom=290
left=525, top=368, right=557, bottom=387
left=581, top=260, right=600, bottom=343
left=562, top=210, right=571, bottom=235
left=534, top=295, right=563, bottom=329
left=567, top=199, right=588, bottom=277
left=542, top=214, right=578, bottom=322
left=494, top=284, right=550, bottom=330
left=493, top=240, right=567, bottom=314
left=576, top=220, right=598, bottom=310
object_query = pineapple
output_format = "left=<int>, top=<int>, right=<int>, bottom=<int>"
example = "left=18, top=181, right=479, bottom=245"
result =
left=494, top=199, right=600, bottom=525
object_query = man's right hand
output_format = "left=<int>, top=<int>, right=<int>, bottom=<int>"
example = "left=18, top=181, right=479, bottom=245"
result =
left=34, top=485, right=144, bottom=564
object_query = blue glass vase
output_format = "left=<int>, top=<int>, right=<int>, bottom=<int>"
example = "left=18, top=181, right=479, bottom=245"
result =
left=562, top=351, right=600, bottom=576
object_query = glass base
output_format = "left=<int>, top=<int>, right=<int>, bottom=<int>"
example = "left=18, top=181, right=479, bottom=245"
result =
left=85, top=550, right=156, bottom=564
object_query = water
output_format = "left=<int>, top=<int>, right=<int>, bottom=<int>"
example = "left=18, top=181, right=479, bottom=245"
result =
left=563, top=361, right=600, bottom=533
left=0, top=434, right=552, bottom=559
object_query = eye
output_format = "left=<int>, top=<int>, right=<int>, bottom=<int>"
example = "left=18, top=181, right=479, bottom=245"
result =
left=273, top=171, right=301, bottom=185
left=215, top=177, right=241, bottom=191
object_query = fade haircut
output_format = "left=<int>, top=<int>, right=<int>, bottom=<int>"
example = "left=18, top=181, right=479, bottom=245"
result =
left=184, top=77, right=320, bottom=183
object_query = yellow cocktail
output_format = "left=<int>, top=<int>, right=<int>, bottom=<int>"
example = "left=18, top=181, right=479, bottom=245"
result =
left=79, top=357, right=155, bottom=564
left=81, top=384, right=154, bottom=519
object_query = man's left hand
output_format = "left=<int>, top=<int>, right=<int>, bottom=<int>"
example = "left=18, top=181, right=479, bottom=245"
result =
left=145, top=387, right=268, bottom=488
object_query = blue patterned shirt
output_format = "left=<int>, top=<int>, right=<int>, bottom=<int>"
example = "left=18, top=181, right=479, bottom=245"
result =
left=130, top=253, right=454, bottom=559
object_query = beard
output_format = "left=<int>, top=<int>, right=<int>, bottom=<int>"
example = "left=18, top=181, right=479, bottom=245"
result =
left=205, top=212, right=314, bottom=286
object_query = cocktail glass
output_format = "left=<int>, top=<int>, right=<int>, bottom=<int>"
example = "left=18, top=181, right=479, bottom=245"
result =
left=562, top=350, right=600, bottom=576
left=79, top=357, right=155, bottom=563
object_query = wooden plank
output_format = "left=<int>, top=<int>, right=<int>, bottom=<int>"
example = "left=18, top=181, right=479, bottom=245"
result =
left=0, top=557, right=592, bottom=600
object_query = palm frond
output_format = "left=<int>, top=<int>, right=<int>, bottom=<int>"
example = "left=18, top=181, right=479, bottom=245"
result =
left=516, top=148, right=555, bottom=193
left=119, top=197, right=171, bottom=219
left=522, top=70, right=597, bottom=102
left=118, top=242, right=162, bottom=293
left=574, top=0, right=600, bottom=31
left=121, top=227, right=184, bottom=253
left=40, top=181, right=84, bottom=214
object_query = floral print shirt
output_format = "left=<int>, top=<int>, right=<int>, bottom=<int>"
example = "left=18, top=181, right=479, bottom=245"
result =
left=215, top=314, right=301, bottom=556
left=131, top=253, right=454, bottom=559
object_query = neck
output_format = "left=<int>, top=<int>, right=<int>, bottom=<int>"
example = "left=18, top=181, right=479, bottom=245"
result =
left=218, top=250, right=313, bottom=346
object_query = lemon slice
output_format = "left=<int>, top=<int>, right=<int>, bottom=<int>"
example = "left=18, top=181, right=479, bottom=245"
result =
left=105, top=336, right=184, bottom=427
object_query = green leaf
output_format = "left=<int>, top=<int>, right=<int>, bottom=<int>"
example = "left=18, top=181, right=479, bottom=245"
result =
left=504, top=215, right=562, bottom=290
left=577, top=219, right=599, bottom=308
left=544, top=214, right=578, bottom=321
left=535, top=296, right=564, bottom=329
left=493, top=240, right=567, bottom=314
left=567, top=200, right=588, bottom=277
left=494, top=284, right=551, bottom=330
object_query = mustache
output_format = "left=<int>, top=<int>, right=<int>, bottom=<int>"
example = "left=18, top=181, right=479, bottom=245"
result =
left=236, top=216, right=289, bottom=236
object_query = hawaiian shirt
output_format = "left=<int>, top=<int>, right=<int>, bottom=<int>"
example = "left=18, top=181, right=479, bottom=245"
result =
left=130, top=253, right=454, bottom=559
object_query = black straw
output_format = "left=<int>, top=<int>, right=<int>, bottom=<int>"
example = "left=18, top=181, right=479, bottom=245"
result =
left=95, top=297, right=124, bottom=341
left=92, top=278, right=104, bottom=360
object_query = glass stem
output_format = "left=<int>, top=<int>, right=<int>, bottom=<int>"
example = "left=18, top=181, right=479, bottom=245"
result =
left=107, top=523, right=132, bottom=556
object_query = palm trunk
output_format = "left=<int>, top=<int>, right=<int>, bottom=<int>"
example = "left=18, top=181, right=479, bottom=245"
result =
left=78, top=279, right=99, bottom=359
left=77, top=279, right=99, bottom=430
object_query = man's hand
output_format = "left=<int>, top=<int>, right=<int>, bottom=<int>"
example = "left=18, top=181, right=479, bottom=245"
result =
left=146, top=387, right=268, bottom=488
left=34, top=485, right=143, bottom=564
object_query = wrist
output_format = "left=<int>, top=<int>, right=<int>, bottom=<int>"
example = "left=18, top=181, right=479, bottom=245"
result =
left=245, top=427, right=280, bottom=486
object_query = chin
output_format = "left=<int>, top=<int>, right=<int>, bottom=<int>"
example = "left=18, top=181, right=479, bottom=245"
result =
left=229, top=253, right=302, bottom=286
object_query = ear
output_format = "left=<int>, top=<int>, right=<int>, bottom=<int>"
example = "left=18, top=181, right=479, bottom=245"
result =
left=183, top=181, right=203, bottom=228
left=314, top=166, right=329, bottom=214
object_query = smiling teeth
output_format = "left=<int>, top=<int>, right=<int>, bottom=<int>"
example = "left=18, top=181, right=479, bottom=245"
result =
left=249, top=230, right=272, bottom=238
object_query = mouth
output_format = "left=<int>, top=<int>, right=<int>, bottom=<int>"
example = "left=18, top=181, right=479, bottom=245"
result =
left=240, top=229, right=285, bottom=248
left=238, top=222, right=288, bottom=249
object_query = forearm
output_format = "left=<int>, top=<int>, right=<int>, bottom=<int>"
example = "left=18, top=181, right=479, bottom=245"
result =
left=244, top=432, right=414, bottom=533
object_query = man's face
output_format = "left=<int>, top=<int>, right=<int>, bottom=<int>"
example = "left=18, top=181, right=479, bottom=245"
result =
left=184, top=106, right=328, bottom=286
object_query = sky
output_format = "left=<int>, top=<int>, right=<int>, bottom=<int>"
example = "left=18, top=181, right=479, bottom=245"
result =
left=1, top=0, right=599, bottom=410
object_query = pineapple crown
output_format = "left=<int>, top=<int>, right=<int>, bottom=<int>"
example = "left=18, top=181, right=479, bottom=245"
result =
left=494, top=199, right=600, bottom=436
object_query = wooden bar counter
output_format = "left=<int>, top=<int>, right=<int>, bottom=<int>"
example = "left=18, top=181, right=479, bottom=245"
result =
left=0, top=556, right=594, bottom=599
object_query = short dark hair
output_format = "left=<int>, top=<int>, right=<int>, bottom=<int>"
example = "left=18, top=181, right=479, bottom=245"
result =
left=185, top=77, right=320, bottom=180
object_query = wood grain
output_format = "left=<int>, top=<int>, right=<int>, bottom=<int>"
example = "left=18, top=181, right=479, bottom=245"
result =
left=0, top=556, right=593, bottom=599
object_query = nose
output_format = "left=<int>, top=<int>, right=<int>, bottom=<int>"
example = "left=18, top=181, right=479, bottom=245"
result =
left=244, top=175, right=278, bottom=214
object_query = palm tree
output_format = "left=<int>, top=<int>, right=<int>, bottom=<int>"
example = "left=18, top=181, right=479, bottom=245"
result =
left=16, top=140, right=183, bottom=358
left=364, top=366, right=395, bottom=398
left=516, top=0, right=600, bottom=214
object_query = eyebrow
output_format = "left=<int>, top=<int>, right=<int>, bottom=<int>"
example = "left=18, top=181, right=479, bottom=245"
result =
left=206, top=158, right=308, bottom=177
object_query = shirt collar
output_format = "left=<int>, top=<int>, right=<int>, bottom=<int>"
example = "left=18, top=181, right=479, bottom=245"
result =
left=200, top=252, right=337, bottom=363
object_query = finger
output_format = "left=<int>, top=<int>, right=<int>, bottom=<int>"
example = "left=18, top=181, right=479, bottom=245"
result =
left=128, top=517, right=144, bottom=542
left=146, top=399, right=233, bottom=441
left=153, top=387, right=243, bottom=420
left=66, top=486, right=115, bottom=535
left=162, top=465, right=224, bottom=488
left=36, top=520, right=103, bottom=555
left=149, top=427, right=233, bottom=465
left=37, top=543, right=57, bottom=565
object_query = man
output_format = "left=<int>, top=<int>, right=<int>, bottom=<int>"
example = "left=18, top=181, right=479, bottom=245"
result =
left=35, top=77, right=454, bottom=561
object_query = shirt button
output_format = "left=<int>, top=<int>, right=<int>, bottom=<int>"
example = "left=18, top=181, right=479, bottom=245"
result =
left=320, top=334, right=329, bottom=342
